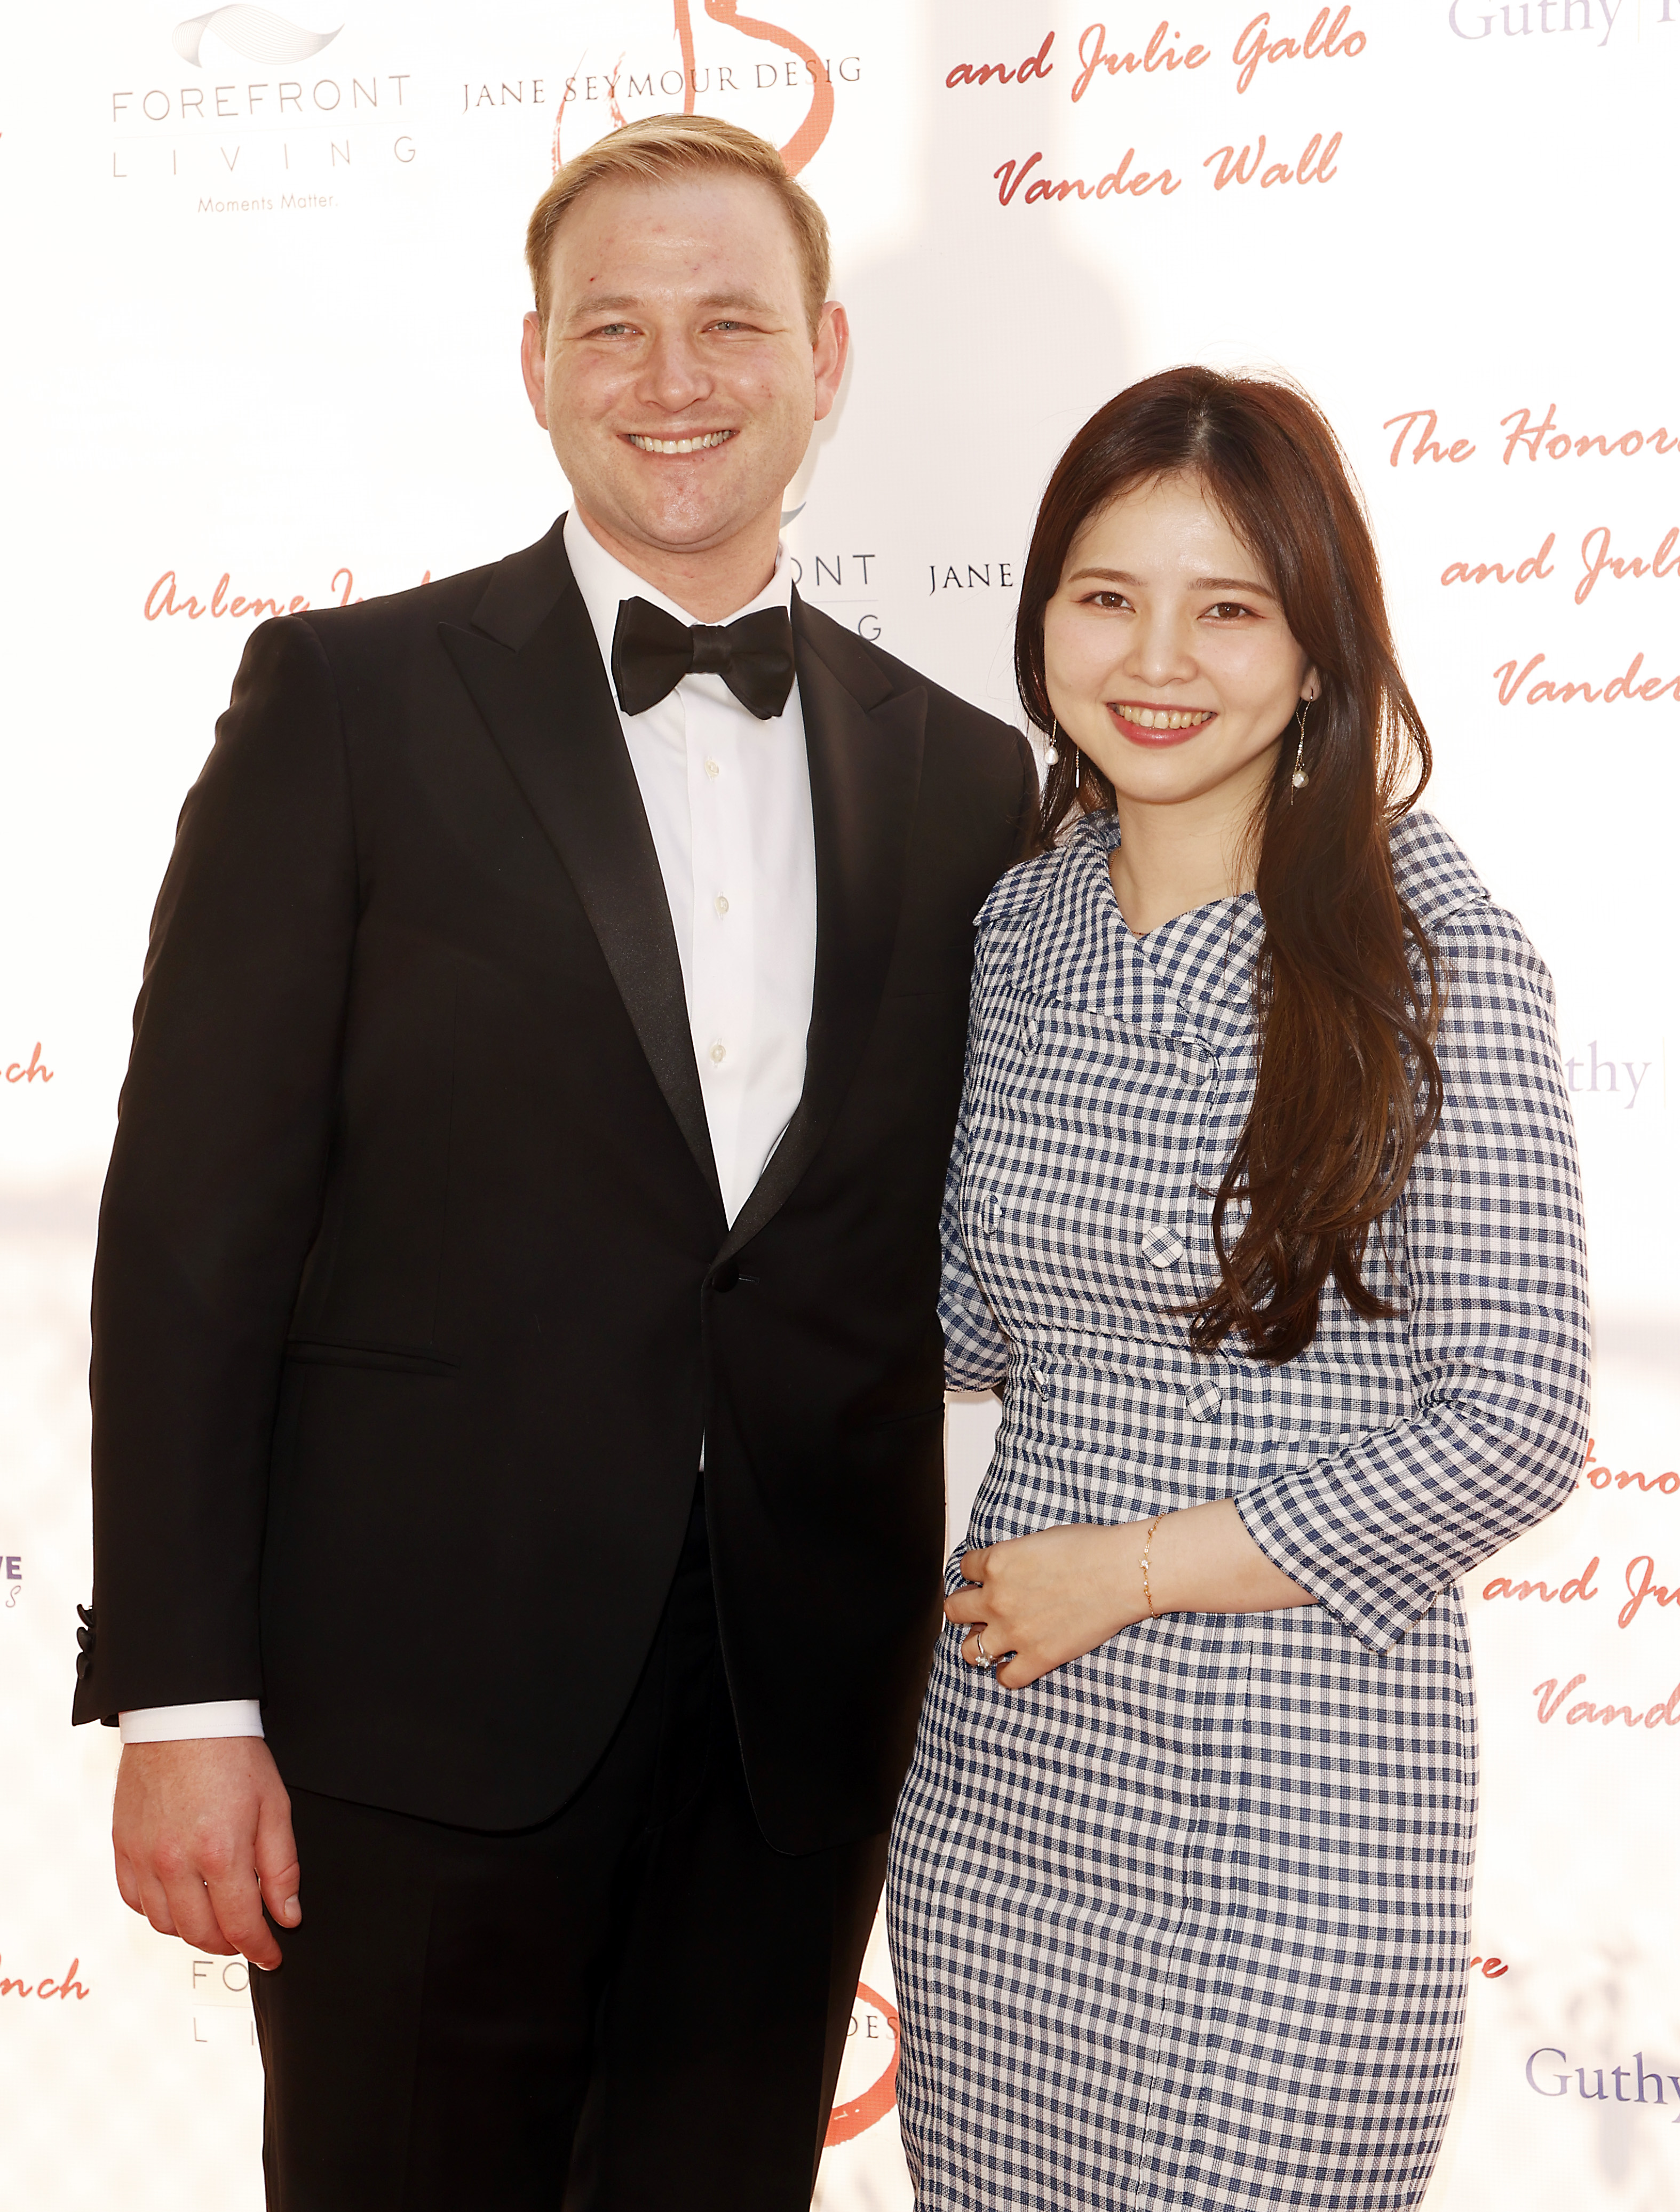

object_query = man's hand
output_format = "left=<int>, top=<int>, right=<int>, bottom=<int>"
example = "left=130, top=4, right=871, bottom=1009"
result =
left=113, top=1737, right=300, bottom=1969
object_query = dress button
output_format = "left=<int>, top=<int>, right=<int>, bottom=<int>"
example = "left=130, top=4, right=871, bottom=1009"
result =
left=712, top=1261, right=740, bottom=1294
left=1020, top=1013, right=1040, bottom=1054
left=704, top=759, right=721, bottom=779
left=714, top=895, right=730, bottom=917
left=709, top=1041, right=727, bottom=1064
left=1139, top=1225, right=1186, bottom=1269
left=1177, top=1040, right=1214, bottom=1086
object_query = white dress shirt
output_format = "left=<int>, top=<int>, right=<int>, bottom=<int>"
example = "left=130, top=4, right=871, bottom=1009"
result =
left=120, top=509, right=819, bottom=1745
left=564, top=511, right=817, bottom=1224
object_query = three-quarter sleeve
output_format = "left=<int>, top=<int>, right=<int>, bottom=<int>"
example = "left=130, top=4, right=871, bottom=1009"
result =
left=939, top=936, right=1013, bottom=1393
left=1236, top=899, right=1590, bottom=1653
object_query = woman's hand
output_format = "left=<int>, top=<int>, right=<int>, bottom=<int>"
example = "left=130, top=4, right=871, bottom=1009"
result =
left=945, top=1523, right=1146, bottom=1688
left=946, top=1501, right=1317, bottom=1688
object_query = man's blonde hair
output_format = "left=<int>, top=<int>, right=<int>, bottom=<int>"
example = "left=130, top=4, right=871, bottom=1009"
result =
left=526, top=114, right=832, bottom=338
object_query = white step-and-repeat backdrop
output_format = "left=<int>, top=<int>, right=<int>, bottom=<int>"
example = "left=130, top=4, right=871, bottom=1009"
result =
left=2, top=3, right=1676, bottom=2205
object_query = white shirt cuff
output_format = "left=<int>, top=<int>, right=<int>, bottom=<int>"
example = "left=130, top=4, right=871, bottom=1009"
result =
left=118, top=1700, right=265, bottom=1743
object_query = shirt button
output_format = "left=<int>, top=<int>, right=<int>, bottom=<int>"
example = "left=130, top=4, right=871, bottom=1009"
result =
left=704, top=758, right=722, bottom=779
left=709, top=1041, right=727, bottom=1064
left=715, top=895, right=730, bottom=916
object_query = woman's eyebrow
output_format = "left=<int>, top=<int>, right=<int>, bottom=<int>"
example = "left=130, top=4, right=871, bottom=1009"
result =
left=1065, top=567, right=1278, bottom=597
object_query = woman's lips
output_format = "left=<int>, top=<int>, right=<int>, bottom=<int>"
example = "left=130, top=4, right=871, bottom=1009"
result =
left=1106, top=702, right=1217, bottom=747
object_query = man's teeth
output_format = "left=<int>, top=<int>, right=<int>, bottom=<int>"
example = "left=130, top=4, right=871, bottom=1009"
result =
left=1124, top=707, right=1215, bottom=731
left=628, top=431, right=733, bottom=454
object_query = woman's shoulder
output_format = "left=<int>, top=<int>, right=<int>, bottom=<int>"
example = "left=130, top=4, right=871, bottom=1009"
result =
left=973, top=809, right=1112, bottom=933
left=1391, top=809, right=1556, bottom=1010
left=1387, top=808, right=1492, bottom=928
left=973, top=845, right=1064, bottom=933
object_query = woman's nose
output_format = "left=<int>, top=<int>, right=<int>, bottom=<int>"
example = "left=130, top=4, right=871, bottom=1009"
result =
left=1122, top=614, right=1199, bottom=688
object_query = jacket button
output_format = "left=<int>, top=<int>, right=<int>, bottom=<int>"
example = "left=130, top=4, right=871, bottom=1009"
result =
left=1140, top=1225, right=1186, bottom=1269
left=711, top=1261, right=740, bottom=1294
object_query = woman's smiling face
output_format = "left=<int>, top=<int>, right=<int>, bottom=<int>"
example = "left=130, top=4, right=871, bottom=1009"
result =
left=1042, top=471, right=1319, bottom=815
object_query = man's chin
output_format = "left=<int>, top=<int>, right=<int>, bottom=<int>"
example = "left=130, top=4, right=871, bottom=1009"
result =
left=576, top=475, right=783, bottom=563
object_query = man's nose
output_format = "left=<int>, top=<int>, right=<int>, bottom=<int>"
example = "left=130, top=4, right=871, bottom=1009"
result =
left=636, top=330, right=714, bottom=413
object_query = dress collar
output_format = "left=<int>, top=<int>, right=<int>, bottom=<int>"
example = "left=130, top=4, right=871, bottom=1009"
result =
left=1068, top=809, right=1265, bottom=1009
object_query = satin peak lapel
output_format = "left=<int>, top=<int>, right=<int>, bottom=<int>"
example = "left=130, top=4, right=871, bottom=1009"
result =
left=439, top=535, right=722, bottom=1213
left=720, top=603, right=925, bottom=1260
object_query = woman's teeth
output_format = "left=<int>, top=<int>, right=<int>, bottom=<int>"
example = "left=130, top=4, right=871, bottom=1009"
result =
left=627, top=431, right=734, bottom=454
left=1119, top=706, right=1215, bottom=731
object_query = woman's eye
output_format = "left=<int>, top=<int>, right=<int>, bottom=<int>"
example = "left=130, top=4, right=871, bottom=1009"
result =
left=1206, top=601, right=1257, bottom=621
left=1085, top=591, right=1131, bottom=611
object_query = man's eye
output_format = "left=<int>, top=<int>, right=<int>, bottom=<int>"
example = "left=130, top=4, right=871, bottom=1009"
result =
left=595, top=323, right=637, bottom=338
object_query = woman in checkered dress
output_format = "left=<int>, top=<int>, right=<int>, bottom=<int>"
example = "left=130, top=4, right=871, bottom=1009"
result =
left=887, top=371, right=1589, bottom=2212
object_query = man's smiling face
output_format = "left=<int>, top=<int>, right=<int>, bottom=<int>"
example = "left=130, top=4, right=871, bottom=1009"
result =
left=521, top=172, right=846, bottom=572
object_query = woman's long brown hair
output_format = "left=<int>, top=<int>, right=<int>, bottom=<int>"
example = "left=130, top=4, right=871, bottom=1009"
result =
left=1016, top=367, right=1443, bottom=1363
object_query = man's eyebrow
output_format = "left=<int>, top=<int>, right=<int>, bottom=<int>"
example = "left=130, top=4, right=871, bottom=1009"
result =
left=563, top=290, right=783, bottom=321
left=695, top=290, right=781, bottom=315
left=1065, top=566, right=1278, bottom=596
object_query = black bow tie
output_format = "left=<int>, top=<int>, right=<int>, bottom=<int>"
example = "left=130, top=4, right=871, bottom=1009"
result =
left=610, top=595, right=796, bottom=722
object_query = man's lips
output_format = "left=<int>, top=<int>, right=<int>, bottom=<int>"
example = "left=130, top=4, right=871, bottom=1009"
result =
left=623, top=429, right=738, bottom=456
left=1107, top=701, right=1217, bottom=746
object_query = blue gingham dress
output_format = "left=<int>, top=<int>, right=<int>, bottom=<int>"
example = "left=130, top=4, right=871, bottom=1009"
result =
left=887, top=809, right=1590, bottom=2212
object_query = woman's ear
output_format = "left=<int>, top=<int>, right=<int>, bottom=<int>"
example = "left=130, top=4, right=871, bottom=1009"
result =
left=1301, top=670, right=1323, bottom=703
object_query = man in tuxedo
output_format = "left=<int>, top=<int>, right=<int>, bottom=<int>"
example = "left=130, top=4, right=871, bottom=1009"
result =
left=75, top=113, right=1031, bottom=2207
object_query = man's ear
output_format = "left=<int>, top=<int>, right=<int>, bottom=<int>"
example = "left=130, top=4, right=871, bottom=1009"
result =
left=520, top=311, right=550, bottom=430
left=812, top=301, right=849, bottom=425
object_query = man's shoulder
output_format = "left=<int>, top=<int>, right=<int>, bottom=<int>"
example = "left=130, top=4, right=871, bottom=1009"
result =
left=294, top=562, right=492, bottom=650
left=293, top=518, right=569, bottom=663
left=793, top=596, right=1024, bottom=758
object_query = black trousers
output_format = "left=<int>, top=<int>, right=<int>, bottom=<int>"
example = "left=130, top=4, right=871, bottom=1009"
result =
left=250, top=1494, right=887, bottom=2209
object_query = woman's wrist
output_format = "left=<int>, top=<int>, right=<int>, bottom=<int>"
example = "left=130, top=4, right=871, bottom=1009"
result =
left=1138, top=1512, right=1165, bottom=1620
left=1122, top=1499, right=1317, bottom=1622
left=1099, top=1519, right=1158, bottom=1632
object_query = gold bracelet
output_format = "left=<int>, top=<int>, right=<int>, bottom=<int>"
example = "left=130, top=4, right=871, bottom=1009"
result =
left=1140, top=1515, right=1163, bottom=1619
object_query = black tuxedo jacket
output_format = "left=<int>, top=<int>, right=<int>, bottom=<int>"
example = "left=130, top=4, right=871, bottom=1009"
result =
left=74, top=518, right=1033, bottom=1849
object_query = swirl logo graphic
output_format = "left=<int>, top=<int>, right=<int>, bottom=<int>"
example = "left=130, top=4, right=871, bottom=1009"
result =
left=172, top=6, right=342, bottom=68
left=822, top=1982, right=900, bottom=2145
left=552, top=0, right=835, bottom=179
